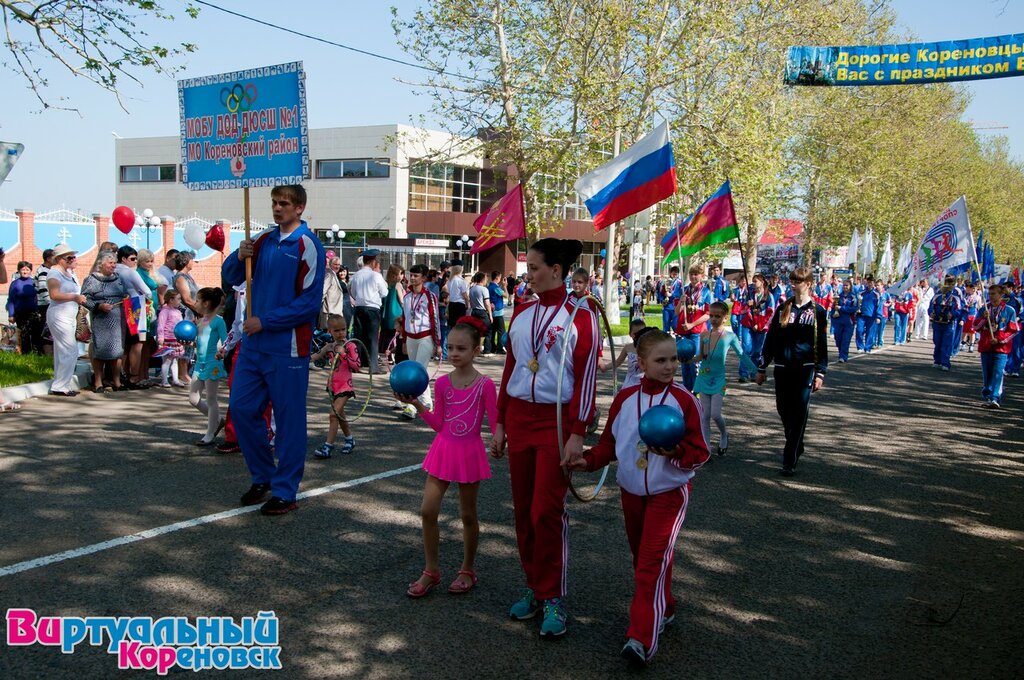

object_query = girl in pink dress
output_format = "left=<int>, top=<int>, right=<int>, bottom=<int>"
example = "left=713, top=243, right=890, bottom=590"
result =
left=397, top=316, right=497, bottom=598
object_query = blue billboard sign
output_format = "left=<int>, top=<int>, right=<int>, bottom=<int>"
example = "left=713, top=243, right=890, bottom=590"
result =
left=178, top=61, right=309, bottom=190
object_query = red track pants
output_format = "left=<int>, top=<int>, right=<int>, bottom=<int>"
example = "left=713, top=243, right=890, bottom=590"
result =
left=506, top=398, right=571, bottom=601
left=620, top=483, right=690, bottom=660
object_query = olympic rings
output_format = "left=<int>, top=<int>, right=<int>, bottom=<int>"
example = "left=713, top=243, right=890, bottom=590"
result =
left=219, top=82, right=258, bottom=114
left=325, top=338, right=373, bottom=422
left=556, top=294, right=617, bottom=503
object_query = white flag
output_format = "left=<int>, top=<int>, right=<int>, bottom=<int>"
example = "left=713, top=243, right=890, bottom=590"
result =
left=878, top=232, right=893, bottom=280
left=847, top=229, right=860, bottom=267
left=889, top=196, right=974, bottom=296
left=860, top=226, right=875, bottom=274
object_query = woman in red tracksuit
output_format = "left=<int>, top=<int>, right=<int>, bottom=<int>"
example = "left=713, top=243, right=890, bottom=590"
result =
left=490, top=238, right=599, bottom=640
left=570, top=328, right=709, bottom=668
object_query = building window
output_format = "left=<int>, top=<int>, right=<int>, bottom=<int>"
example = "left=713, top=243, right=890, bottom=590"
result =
left=532, top=172, right=589, bottom=221
left=409, top=160, right=502, bottom=213
left=120, top=165, right=176, bottom=182
left=317, top=158, right=391, bottom=179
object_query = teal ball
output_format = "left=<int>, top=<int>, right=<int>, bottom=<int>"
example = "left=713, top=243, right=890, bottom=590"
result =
left=390, top=360, right=429, bottom=396
left=638, top=405, right=686, bottom=450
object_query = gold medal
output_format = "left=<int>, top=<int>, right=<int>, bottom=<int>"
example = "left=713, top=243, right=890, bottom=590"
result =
left=527, top=358, right=540, bottom=373
left=635, top=439, right=648, bottom=454
left=636, top=456, right=648, bottom=470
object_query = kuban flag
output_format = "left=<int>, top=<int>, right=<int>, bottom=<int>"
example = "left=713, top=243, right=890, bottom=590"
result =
left=471, top=184, right=526, bottom=254
left=574, top=121, right=676, bottom=231
left=660, top=180, right=740, bottom=263
left=889, top=196, right=974, bottom=296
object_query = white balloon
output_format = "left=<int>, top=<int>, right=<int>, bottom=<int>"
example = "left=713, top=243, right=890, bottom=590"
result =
left=184, top=223, right=207, bottom=250
left=142, top=208, right=154, bottom=219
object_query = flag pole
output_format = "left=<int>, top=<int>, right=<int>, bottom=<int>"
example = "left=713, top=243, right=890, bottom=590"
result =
left=604, top=128, right=621, bottom=321
left=963, top=196, right=995, bottom=342
left=726, top=177, right=754, bottom=308
left=243, top=186, right=252, bottom=318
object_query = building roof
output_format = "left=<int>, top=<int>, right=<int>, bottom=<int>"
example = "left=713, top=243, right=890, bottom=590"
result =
left=759, top=219, right=803, bottom=246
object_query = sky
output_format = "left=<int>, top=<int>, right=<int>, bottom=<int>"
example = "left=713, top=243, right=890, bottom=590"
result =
left=0, top=0, right=1022, bottom=215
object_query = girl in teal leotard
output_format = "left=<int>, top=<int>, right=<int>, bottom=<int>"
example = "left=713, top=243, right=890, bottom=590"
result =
left=692, top=301, right=757, bottom=455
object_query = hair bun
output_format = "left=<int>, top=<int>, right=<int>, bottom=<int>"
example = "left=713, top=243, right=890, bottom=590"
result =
left=455, top=315, right=488, bottom=335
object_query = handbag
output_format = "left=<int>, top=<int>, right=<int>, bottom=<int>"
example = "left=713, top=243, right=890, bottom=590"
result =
left=75, top=306, right=91, bottom=343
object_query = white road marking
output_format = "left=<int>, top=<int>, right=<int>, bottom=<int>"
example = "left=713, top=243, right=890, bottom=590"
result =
left=0, top=464, right=422, bottom=578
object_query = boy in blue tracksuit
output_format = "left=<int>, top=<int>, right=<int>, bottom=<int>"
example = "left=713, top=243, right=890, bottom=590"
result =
left=832, top=279, right=858, bottom=362
left=222, top=185, right=326, bottom=515
left=873, top=281, right=891, bottom=348
left=662, top=267, right=681, bottom=332
left=855, top=276, right=879, bottom=353
left=709, top=264, right=730, bottom=302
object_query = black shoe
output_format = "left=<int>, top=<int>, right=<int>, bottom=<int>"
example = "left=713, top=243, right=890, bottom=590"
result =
left=216, top=441, right=241, bottom=454
left=240, top=483, right=271, bottom=506
left=621, top=638, right=647, bottom=668
left=195, top=438, right=216, bottom=447
left=780, top=467, right=796, bottom=477
left=48, top=390, right=77, bottom=397
left=260, top=496, right=298, bottom=515
left=717, top=446, right=727, bottom=456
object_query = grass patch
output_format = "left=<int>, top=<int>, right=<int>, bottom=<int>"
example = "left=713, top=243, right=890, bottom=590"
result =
left=608, top=313, right=662, bottom=338
left=0, top=351, right=54, bottom=388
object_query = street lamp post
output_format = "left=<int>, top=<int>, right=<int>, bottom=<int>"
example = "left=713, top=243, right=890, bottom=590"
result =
left=324, top=223, right=347, bottom=262
left=455, top=234, right=475, bottom=272
left=135, top=208, right=162, bottom=251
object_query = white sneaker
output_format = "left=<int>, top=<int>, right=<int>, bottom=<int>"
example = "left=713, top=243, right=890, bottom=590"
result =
left=939, top=365, right=949, bottom=372
left=390, top=400, right=404, bottom=411
left=401, top=405, right=418, bottom=419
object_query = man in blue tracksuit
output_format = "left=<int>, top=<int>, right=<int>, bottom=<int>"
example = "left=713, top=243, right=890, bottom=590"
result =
left=855, top=276, right=879, bottom=354
left=223, top=185, right=326, bottom=515
left=928, top=276, right=961, bottom=371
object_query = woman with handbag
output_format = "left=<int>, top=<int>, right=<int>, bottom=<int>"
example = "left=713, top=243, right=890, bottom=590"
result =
left=45, top=245, right=86, bottom=397
left=81, top=252, right=130, bottom=392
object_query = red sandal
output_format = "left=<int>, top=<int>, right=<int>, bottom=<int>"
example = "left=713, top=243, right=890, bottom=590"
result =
left=447, top=569, right=477, bottom=594
left=406, top=569, right=441, bottom=599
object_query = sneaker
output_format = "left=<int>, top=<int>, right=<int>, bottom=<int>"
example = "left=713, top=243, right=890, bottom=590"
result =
left=620, top=638, right=647, bottom=668
left=260, top=496, right=298, bottom=515
left=991, top=401, right=1001, bottom=409
left=240, top=483, right=271, bottom=506
left=171, top=380, right=186, bottom=387
left=982, top=400, right=994, bottom=409
left=939, top=365, right=949, bottom=372
left=390, top=400, right=405, bottom=411
left=314, top=442, right=334, bottom=459
left=658, top=612, right=676, bottom=635
left=216, top=441, right=241, bottom=454
left=539, top=598, right=567, bottom=639
left=159, top=382, right=171, bottom=389
left=339, top=437, right=355, bottom=455
left=737, top=377, right=748, bottom=383
left=780, top=467, right=795, bottom=477
left=401, top=405, right=418, bottom=420
left=508, top=589, right=542, bottom=620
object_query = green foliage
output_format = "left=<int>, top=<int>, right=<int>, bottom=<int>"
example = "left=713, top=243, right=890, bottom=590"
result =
left=0, top=351, right=53, bottom=388
left=0, top=0, right=199, bottom=111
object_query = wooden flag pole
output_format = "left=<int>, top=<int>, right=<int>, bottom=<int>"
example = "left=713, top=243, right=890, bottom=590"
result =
left=243, top=186, right=252, bottom=318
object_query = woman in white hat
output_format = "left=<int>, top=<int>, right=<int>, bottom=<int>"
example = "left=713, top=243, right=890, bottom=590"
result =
left=45, top=244, right=87, bottom=396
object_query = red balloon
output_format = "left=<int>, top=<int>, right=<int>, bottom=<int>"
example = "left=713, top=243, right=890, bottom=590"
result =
left=112, top=206, right=135, bottom=234
left=205, top=224, right=226, bottom=252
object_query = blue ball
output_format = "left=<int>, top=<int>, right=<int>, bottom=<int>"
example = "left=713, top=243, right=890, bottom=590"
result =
left=390, top=360, right=429, bottom=397
left=675, top=336, right=697, bottom=363
left=638, top=405, right=687, bottom=451
left=174, top=320, right=198, bottom=342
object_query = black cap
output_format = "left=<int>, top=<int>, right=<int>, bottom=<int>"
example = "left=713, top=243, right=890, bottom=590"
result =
left=451, top=259, right=463, bottom=267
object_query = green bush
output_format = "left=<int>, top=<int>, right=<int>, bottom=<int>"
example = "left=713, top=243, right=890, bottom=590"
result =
left=0, top=352, right=54, bottom=388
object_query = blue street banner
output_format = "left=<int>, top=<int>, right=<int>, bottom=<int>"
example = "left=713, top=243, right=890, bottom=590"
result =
left=178, top=62, right=309, bottom=190
left=785, top=33, right=1024, bottom=86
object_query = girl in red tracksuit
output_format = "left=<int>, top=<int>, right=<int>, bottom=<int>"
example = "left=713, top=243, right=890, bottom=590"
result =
left=571, top=329, right=709, bottom=668
left=491, top=238, right=599, bottom=640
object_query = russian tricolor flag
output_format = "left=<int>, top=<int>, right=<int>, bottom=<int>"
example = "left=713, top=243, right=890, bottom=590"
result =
left=574, top=121, right=676, bottom=231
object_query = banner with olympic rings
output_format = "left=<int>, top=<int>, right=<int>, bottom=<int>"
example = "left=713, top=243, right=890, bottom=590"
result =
left=178, top=61, right=309, bottom=190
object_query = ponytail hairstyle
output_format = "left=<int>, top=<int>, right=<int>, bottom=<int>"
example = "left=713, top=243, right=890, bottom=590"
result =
left=635, top=328, right=674, bottom=360
left=452, top=315, right=487, bottom=346
left=196, top=286, right=225, bottom=310
left=780, top=266, right=813, bottom=328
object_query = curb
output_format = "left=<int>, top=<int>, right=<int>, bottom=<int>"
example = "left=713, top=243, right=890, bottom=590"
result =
left=1, top=360, right=91, bottom=404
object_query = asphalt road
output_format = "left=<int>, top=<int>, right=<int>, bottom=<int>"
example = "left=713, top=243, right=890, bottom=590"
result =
left=1, top=335, right=1021, bottom=678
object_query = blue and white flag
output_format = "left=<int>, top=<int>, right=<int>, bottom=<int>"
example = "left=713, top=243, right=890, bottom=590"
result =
left=890, top=197, right=974, bottom=295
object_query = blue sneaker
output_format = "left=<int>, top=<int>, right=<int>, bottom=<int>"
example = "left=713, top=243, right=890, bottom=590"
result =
left=508, top=589, right=541, bottom=620
left=539, top=598, right=567, bottom=639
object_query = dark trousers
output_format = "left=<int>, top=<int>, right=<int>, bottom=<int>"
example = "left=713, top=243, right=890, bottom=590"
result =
left=14, top=310, right=44, bottom=354
left=354, top=306, right=382, bottom=374
left=773, top=365, right=815, bottom=471
left=448, top=302, right=467, bottom=326
left=487, top=314, right=506, bottom=354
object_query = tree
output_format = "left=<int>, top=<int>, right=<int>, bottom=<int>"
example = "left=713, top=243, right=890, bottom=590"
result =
left=1, top=0, right=198, bottom=111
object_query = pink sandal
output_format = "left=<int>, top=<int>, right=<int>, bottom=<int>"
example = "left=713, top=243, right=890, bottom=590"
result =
left=406, top=570, right=441, bottom=599
left=447, top=570, right=477, bottom=594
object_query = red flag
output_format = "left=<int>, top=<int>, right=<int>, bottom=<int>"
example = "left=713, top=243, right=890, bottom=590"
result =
left=471, top=184, right=526, bottom=254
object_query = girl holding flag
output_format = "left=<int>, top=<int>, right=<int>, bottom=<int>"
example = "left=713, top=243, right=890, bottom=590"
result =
left=974, top=283, right=1019, bottom=408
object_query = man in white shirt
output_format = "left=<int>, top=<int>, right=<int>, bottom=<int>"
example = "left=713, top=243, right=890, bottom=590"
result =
left=914, top=279, right=935, bottom=340
left=157, top=248, right=179, bottom=288
left=349, top=248, right=389, bottom=374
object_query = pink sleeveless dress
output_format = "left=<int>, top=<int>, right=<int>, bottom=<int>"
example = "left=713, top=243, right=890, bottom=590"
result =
left=420, top=374, right=497, bottom=483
